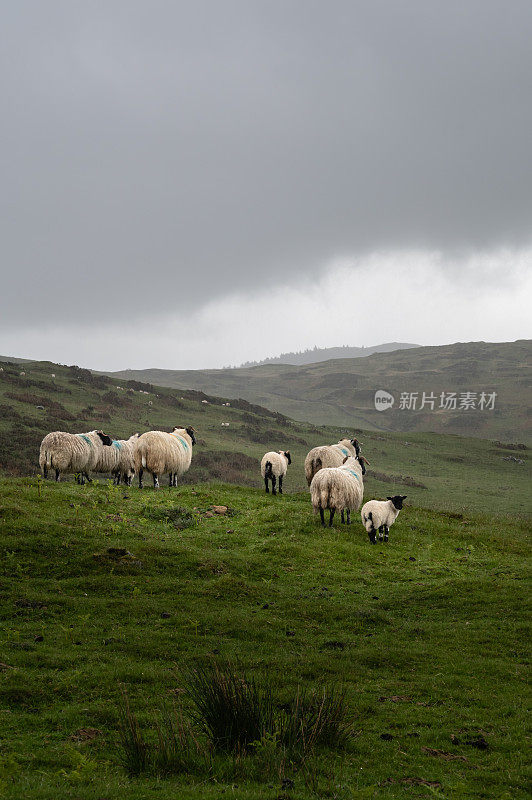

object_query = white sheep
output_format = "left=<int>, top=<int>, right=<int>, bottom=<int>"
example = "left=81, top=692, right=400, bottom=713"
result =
left=305, top=437, right=361, bottom=485
left=39, top=429, right=113, bottom=483
left=92, top=433, right=140, bottom=486
left=361, top=495, right=407, bottom=544
left=260, top=450, right=291, bottom=494
left=310, top=455, right=369, bottom=527
left=134, top=426, right=196, bottom=489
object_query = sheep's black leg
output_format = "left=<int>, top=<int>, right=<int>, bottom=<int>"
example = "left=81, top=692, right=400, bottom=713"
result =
left=153, top=473, right=159, bottom=489
left=43, top=466, right=48, bottom=479
left=271, top=475, right=277, bottom=495
left=384, top=525, right=389, bottom=543
left=346, top=509, right=351, bottom=524
left=278, top=476, right=283, bottom=494
left=341, top=510, right=345, bottom=524
left=368, top=527, right=376, bottom=544
left=79, top=473, right=85, bottom=485
left=329, top=509, right=335, bottom=527
left=83, top=472, right=92, bottom=483
left=378, top=525, right=385, bottom=542
left=264, top=477, right=269, bottom=493
left=319, top=507, right=325, bottom=526
left=138, top=468, right=143, bottom=489
left=55, top=469, right=60, bottom=482
left=169, top=473, right=173, bottom=487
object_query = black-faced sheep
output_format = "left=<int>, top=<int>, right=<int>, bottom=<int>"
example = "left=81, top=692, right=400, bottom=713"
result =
left=39, top=430, right=113, bottom=483
left=134, top=426, right=196, bottom=489
left=310, top=454, right=369, bottom=527
left=361, top=495, right=407, bottom=543
left=304, top=438, right=361, bottom=486
left=260, top=450, right=291, bottom=494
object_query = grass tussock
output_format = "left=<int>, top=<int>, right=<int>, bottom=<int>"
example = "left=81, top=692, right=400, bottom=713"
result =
left=118, top=663, right=352, bottom=779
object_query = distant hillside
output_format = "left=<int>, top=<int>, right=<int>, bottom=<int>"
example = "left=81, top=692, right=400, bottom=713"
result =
left=0, top=356, right=531, bottom=515
left=106, top=340, right=532, bottom=443
left=239, top=342, right=419, bottom=367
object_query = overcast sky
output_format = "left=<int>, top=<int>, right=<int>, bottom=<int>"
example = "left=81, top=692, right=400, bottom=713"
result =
left=1, top=0, right=531, bottom=370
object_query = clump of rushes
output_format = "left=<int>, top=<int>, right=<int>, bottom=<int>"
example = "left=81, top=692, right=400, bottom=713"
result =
left=278, top=684, right=351, bottom=757
left=184, top=661, right=276, bottom=753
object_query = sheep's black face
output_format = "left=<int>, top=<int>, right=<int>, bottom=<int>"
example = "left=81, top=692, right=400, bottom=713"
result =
left=97, top=431, right=113, bottom=446
left=358, top=457, right=366, bottom=476
left=351, top=438, right=361, bottom=456
left=186, top=426, right=197, bottom=445
left=388, top=495, right=407, bottom=509
left=284, top=451, right=291, bottom=465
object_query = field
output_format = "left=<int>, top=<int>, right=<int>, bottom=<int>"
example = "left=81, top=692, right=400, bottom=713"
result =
left=0, top=477, right=529, bottom=799
left=1, top=355, right=530, bottom=798
left=104, top=340, right=532, bottom=442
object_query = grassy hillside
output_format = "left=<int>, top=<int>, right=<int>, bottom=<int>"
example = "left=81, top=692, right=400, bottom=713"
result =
left=106, top=340, right=532, bottom=443
left=0, top=478, right=529, bottom=799
left=0, top=358, right=530, bottom=516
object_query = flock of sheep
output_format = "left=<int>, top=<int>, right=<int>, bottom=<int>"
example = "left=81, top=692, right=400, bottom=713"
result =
left=262, top=437, right=406, bottom=542
left=38, top=427, right=406, bottom=543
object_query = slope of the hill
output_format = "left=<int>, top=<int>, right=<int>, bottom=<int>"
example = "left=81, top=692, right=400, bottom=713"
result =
left=0, top=358, right=530, bottom=516
left=0, top=478, right=529, bottom=799
left=106, top=340, right=532, bottom=443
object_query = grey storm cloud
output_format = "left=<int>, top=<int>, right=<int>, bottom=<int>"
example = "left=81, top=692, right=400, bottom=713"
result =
left=1, top=0, right=531, bottom=330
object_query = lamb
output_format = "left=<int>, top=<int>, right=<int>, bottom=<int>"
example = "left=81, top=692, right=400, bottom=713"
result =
left=304, top=437, right=361, bottom=485
left=261, top=450, right=291, bottom=494
left=361, top=495, right=407, bottom=544
left=92, top=433, right=140, bottom=486
left=39, top=430, right=113, bottom=483
left=310, top=454, right=369, bottom=527
left=134, top=426, right=196, bottom=489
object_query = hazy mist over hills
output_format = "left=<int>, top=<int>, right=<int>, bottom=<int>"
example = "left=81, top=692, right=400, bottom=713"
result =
left=238, top=342, right=419, bottom=367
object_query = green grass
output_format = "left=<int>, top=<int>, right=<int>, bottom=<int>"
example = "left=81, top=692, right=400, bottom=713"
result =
left=0, top=477, right=529, bottom=798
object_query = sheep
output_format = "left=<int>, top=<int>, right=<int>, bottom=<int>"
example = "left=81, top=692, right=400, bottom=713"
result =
left=310, top=454, right=369, bottom=527
left=361, top=495, right=407, bottom=544
left=39, top=429, right=113, bottom=483
left=304, top=437, right=361, bottom=485
left=261, top=450, right=291, bottom=495
left=92, top=433, right=139, bottom=486
left=134, top=426, right=196, bottom=489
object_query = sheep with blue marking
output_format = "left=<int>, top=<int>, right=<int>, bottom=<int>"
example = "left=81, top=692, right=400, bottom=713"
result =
left=93, top=433, right=139, bottom=486
left=361, top=495, right=407, bottom=544
left=305, top=437, right=361, bottom=486
left=134, top=426, right=196, bottom=489
left=39, top=429, right=113, bottom=483
left=261, top=450, right=291, bottom=494
left=310, top=454, right=369, bottom=527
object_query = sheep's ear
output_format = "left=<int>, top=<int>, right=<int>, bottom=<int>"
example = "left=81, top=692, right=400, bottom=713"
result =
left=186, top=426, right=197, bottom=445
left=402, top=495, right=408, bottom=500
left=387, top=496, right=393, bottom=500
left=285, top=451, right=291, bottom=464
left=342, top=456, right=348, bottom=464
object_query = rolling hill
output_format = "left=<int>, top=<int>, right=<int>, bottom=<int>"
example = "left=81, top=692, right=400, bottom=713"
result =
left=106, top=340, right=532, bottom=443
left=0, top=356, right=530, bottom=516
